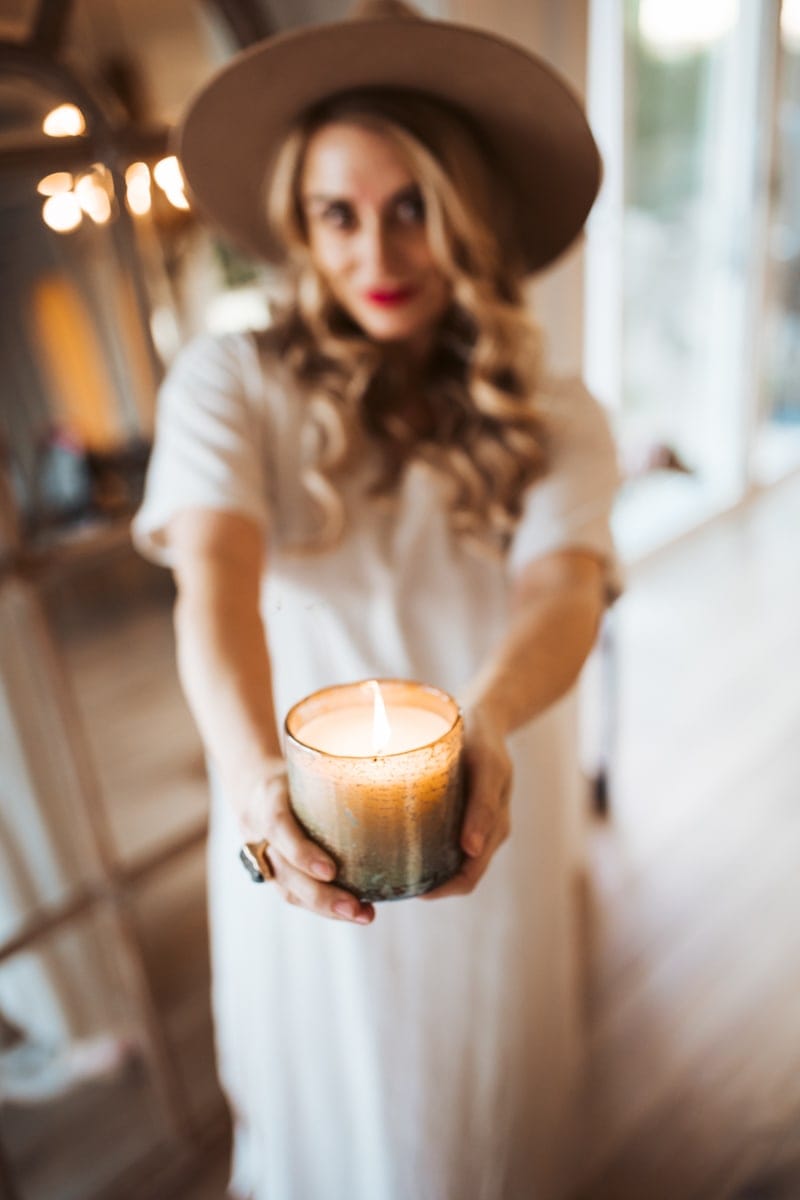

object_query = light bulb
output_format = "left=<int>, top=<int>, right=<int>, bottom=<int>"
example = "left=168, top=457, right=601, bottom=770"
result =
left=75, top=173, right=112, bottom=224
left=153, top=155, right=184, bottom=192
left=125, top=161, right=152, bottom=216
left=42, top=104, right=86, bottom=137
left=164, top=190, right=190, bottom=211
left=42, top=192, right=82, bottom=232
left=37, top=172, right=73, bottom=196
left=154, top=156, right=190, bottom=210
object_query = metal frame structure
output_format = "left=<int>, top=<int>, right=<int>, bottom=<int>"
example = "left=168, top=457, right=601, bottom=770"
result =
left=0, top=2, right=274, bottom=1192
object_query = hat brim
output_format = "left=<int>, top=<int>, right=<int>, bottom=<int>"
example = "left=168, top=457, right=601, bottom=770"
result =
left=177, top=16, right=601, bottom=275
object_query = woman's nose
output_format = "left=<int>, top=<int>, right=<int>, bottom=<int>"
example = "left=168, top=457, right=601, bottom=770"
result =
left=360, top=221, right=399, bottom=278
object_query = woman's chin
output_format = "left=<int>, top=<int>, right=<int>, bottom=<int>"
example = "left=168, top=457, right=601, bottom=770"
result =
left=354, top=311, right=436, bottom=348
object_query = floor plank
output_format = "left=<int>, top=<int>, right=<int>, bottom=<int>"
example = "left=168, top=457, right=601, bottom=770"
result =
left=572, top=473, right=800, bottom=1200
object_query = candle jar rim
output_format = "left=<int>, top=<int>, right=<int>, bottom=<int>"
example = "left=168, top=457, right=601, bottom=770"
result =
left=284, top=677, right=462, bottom=761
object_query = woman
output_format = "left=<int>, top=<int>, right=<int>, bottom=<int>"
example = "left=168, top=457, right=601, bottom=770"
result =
left=133, top=3, right=622, bottom=1197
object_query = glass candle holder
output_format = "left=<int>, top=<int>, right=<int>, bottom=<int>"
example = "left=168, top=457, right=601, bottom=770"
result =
left=284, top=679, right=465, bottom=902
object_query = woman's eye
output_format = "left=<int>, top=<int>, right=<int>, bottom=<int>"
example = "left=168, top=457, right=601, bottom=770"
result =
left=394, top=189, right=425, bottom=225
left=321, top=202, right=356, bottom=230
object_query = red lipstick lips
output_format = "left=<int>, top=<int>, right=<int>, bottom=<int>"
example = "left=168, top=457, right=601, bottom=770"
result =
left=365, top=285, right=418, bottom=307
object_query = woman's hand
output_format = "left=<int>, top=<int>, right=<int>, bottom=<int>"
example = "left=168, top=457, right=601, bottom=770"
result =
left=421, top=704, right=512, bottom=900
left=237, top=760, right=375, bottom=926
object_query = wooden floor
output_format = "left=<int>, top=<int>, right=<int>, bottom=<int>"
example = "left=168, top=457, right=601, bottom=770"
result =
left=571, top=471, right=800, bottom=1200
left=7, top=471, right=799, bottom=1199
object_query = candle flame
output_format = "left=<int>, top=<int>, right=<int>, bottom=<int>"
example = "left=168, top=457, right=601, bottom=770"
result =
left=368, top=680, right=391, bottom=754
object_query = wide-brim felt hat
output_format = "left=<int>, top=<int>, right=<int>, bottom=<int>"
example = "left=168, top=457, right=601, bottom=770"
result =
left=177, top=0, right=602, bottom=275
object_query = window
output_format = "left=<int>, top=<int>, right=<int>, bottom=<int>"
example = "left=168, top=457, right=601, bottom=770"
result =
left=587, top=0, right=785, bottom=559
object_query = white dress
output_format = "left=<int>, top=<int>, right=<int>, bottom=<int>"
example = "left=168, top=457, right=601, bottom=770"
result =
left=132, top=331, right=621, bottom=1200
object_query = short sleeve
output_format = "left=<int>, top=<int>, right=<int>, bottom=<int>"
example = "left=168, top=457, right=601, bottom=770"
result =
left=131, top=332, right=270, bottom=568
left=508, top=378, right=624, bottom=603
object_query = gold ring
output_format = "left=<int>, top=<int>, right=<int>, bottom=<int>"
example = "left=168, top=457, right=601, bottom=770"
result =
left=239, top=840, right=274, bottom=883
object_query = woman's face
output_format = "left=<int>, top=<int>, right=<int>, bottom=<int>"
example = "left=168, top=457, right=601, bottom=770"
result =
left=299, top=121, right=451, bottom=354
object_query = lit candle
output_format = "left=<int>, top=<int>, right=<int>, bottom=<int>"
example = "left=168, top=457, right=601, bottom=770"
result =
left=285, top=679, right=465, bottom=901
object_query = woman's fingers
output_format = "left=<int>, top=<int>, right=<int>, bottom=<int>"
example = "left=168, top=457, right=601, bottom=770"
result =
left=238, top=767, right=374, bottom=924
left=422, top=708, right=512, bottom=901
left=266, top=845, right=375, bottom=925
left=268, top=807, right=337, bottom=881
left=459, top=738, right=512, bottom=858
left=461, top=784, right=501, bottom=857
left=422, top=804, right=510, bottom=900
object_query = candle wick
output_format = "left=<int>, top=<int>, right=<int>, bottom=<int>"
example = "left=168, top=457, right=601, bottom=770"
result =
left=369, top=680, right=391, bottom=754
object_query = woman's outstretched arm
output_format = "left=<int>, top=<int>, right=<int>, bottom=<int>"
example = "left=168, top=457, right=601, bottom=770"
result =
left=168, top=507, right=375, bottom=924
left=465, top=548, right=605, bottom=736
left=424, top=547, right=606, bottom=899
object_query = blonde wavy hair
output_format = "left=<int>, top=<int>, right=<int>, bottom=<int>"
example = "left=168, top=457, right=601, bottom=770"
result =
left=265, top=89, right=550, bottom=556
